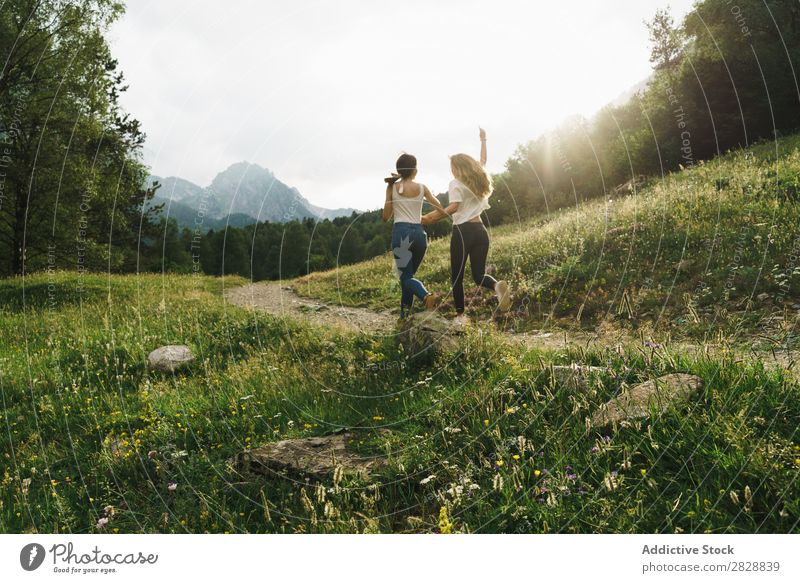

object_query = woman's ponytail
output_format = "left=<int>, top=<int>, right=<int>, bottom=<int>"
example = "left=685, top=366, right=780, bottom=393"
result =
left=384, top=173, right=401, bottom=185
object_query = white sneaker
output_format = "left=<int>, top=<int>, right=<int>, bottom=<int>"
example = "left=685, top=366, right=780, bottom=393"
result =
left=495, top=280, right=511, bottom=312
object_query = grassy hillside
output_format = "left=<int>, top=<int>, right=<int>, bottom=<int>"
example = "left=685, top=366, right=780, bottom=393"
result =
left=297, top=136, right=800, bottom=341
left=1, top=272, right=798, bottom=533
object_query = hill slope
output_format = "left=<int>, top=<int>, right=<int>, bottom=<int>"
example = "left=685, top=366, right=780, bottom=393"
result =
left=297, top=135, right=800, bottom=340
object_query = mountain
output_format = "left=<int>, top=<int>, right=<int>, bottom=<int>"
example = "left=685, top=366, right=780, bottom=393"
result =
left=147, top=162, right=357, bottom=230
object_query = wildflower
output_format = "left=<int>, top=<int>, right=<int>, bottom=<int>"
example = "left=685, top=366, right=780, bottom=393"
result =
left=372, top=416, right=383, bottom=421
left=794, top=458, right=800, bottom=467
left=495, top=460, right=504, bottom=467
left=148, top=450, right=157, bottom=460
left=534, top=470, right=541, bottom=478
left=522, top=403, right=528, bottom=409
left=640, top=469, right=647, bottom=477
left=96, top=517, right=109, bottom=529
left=591, top=446, right=599, bottom=454
left=168, top=482, right=178, bottom=492
left=512, top=454, right=520, bottom=461
left=483, top=419, right=489, bottom=427
left=567, top=473, right=577, bottom=481
left=687, top=511, right=696, bottom=518
left=104, top=505, right=115, bottom=517
left=438, top=507, right=454, bottom=534
left=419, top=475, right=436, bottom=486
left=493, top=474, right=504, bottom=491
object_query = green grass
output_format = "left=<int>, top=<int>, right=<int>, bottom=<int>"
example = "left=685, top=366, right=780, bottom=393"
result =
left=297, top=135, right=800, bottom=342
left=1, top=271, right=798, bottom=533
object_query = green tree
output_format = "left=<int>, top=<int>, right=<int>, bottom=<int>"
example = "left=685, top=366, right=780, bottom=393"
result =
left=0, top=0, right=157, bottom=276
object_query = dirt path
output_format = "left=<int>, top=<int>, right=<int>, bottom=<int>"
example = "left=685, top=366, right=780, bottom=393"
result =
left=225, top=282, right=397, bottom=334
left=225, top=282, right=800, bottom=377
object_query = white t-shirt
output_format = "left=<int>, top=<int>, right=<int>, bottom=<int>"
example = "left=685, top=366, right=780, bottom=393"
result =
left=391, top=182, right=424, bottom=224
left=448, top=179, right=490, bottom=224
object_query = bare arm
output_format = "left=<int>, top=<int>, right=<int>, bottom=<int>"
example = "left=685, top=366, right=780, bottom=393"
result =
left=382, top=184, right=393, bottom=222
left=479, top=126, right=487, bottom=167
left=423, top=202, right=459, bottom=224
left=423, top=186, right=447, bottom=215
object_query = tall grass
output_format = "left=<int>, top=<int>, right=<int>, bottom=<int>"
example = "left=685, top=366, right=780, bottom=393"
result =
left=298, top=136, right=800, bottom=340
left=1, top=272, right=797, bottom=532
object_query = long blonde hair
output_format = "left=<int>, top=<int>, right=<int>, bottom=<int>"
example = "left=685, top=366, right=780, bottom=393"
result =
left=450, top=153, right=492, bottom=198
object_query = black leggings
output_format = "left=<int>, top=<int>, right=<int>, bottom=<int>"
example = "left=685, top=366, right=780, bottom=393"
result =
left=450, top=222, right=498, bottom=314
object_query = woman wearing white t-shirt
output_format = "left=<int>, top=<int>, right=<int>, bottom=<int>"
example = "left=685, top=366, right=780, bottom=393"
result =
left=422, top=128, right=511, bottom=323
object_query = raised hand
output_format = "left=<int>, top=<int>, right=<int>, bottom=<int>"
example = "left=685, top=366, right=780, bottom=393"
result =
left=479, top=127, right=486, bottom=141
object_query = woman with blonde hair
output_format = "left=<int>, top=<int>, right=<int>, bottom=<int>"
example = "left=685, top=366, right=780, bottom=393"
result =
left=422, top=128, right=511, bottom=323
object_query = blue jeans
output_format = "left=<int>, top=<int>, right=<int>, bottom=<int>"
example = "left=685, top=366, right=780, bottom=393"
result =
left=392, top=222, right=429, bottom=317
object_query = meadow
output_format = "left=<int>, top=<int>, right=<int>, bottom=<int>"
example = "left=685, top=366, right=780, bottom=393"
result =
left=4, top=136, right=800, bottom=534
left=298, top=136, right=800, bottom=344
left=0, top=270, right=798, bottom=533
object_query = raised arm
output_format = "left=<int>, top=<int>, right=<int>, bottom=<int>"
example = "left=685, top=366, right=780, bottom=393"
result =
left=479, top=126, right=487, bottom=167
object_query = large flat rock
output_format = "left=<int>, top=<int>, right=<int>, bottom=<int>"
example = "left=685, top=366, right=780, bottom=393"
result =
left=590, top=373, right=703, bottom=428
left=230, top=432, right=386, bottom=479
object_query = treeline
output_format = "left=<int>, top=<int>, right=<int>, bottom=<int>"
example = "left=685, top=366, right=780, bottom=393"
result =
left=149, top=206, right=451, bottom=280
left=485, top=0, right=800, bottom=224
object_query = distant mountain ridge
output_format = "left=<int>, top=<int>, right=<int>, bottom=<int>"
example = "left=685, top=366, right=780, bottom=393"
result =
left=147, top=162, right=356, bottom=230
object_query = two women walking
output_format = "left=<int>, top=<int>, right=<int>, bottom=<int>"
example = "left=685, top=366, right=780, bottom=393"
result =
left=382, top=128, right=511, bottom=321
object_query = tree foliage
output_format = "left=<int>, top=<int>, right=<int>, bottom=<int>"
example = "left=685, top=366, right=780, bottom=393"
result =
left=0, top=0, right=158, bottom=276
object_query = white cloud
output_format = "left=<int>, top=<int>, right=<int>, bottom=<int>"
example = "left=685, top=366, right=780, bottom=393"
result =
left=110, top=0, right=696, bottom=210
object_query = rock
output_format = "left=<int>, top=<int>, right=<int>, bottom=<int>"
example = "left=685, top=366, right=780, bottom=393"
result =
left=590, top=373, right=703, bottom=428
left=756, top=292, right=769, bottom=302
left=397, top=313, right=462, bottom=358
left=230, top=432, right=385, bottom=479
left=147, top=345, right=194, bottom=373
left=549, top=364, right=606, bottom=392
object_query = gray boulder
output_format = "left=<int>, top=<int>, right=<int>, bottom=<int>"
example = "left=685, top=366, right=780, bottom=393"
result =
left=147, top=344, right=195, bottom=373
left=590, top=373, right=703, bottom=428
left=397, top=313, right=462, bottom=358
left=230, top=432, right=385, bottom=479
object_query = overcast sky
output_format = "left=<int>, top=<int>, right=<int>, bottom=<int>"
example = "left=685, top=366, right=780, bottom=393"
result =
left=109, top=0, right=696, bottom=211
